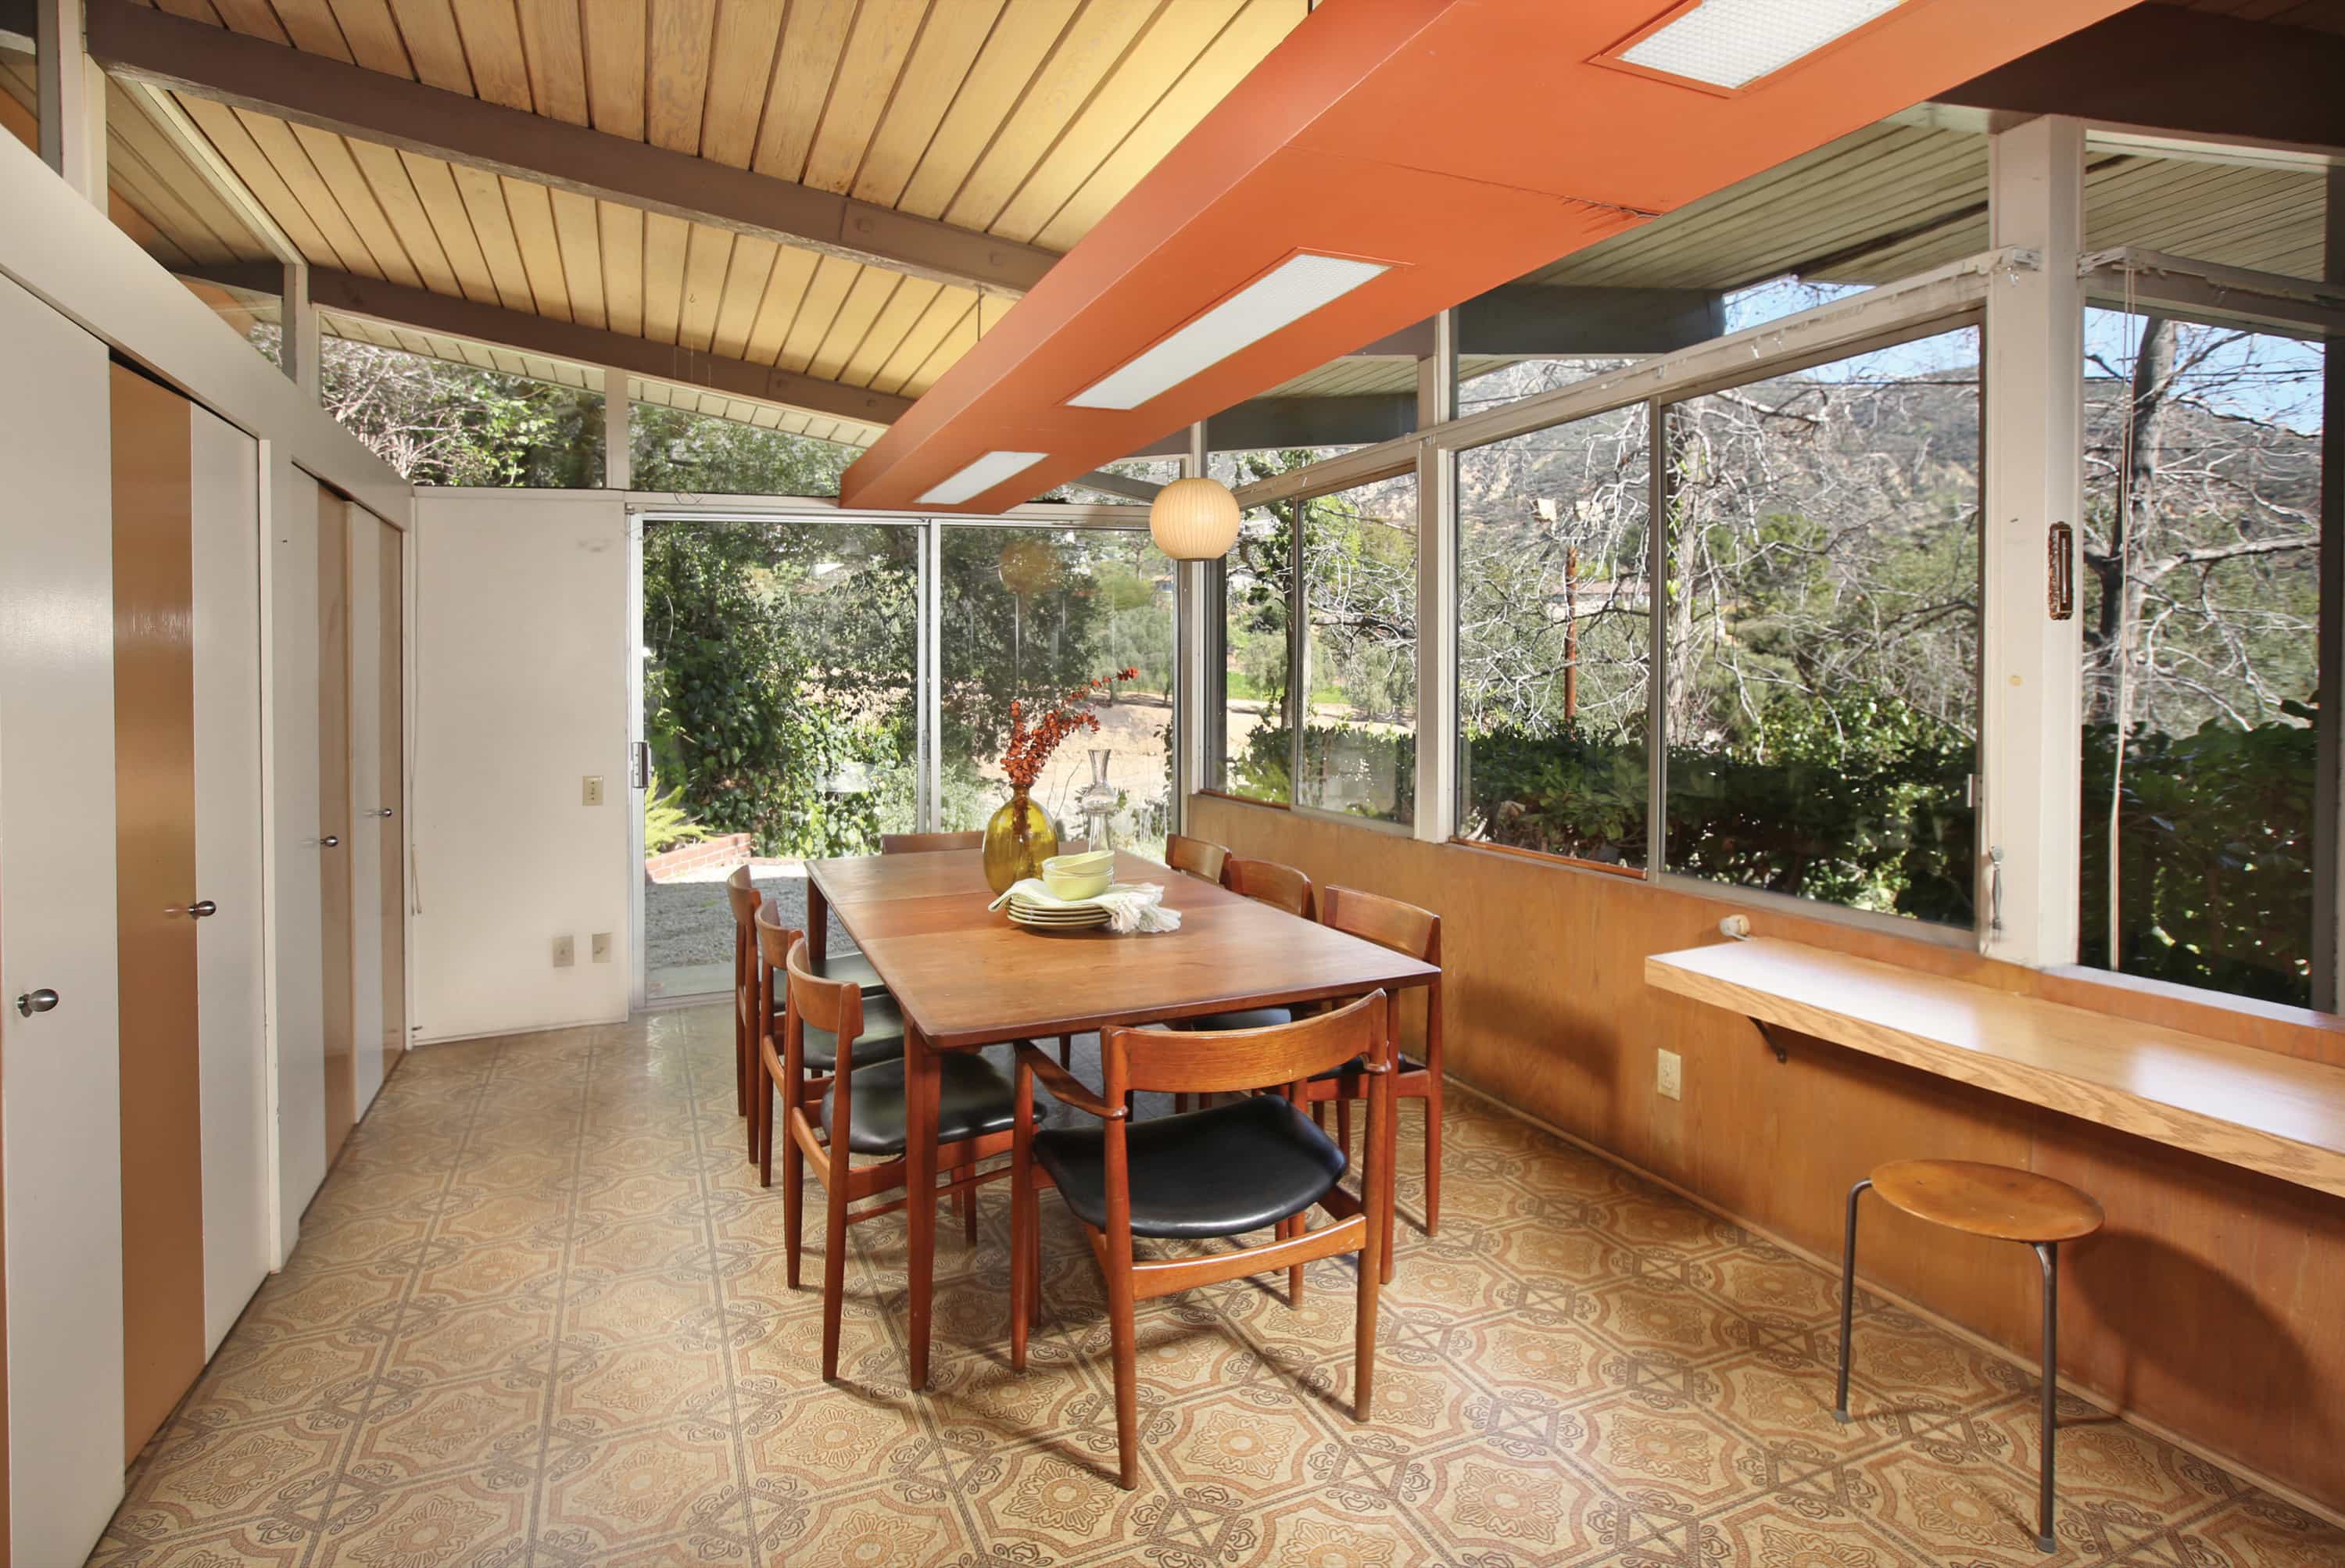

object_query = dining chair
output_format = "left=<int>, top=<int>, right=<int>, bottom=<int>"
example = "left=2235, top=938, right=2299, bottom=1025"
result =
left=1170, top=854, right=1316, bottom=1111
left=1163, top=832, right=1229, bottom=885
left=1008, top=991, right=1393, bottom=1488
left=750, top=911, right=910, bottom=1149
left=756, top=912, right=1023, bottom=1379
left=879, top=829, right=984, bottom=853
left=1303, top=886, right=1442, bottom=1272
left=726, top=868, right=761, bottom=1140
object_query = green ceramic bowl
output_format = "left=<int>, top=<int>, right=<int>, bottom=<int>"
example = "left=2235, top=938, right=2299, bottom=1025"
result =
left=1040, top=854, right=1113, bottom=900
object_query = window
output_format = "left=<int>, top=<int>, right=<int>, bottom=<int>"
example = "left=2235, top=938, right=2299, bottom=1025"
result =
left=1219, top=504, right=1294, bottom=804
left=1660, top=327, right=1982, bottom=925
left=630, top=399, right=863, bottom=496
left=2078, top=311, right=2325, bottom=1007
left=1300, top=472, right=1418, bottom=824
left=317, top=338, right=605, bottom=487
left=940, top=528, right=1177, bottom=854
left=1456, top=356, right=1622, bottom=417
left=1456, top=405, right=1653, bottom=867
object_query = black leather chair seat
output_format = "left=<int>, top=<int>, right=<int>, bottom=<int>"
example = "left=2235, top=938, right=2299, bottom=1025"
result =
left=822, top=1053, right=1023, bottom=1157
left=1309, top=1052, right=1424, bottom=1082
left=1172, top=1005, right=1294, bottom=1033
left=795, top=992, right=908, bottom=1074
left=814, top=949, right=887, bottom=993
left=1033, top=1094, right=1346, bottom=1240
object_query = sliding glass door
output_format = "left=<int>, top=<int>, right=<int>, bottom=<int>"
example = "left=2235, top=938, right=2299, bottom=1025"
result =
left=638, top=516, right=918, bottom=1001
left=635, top=511, right=1175, bottom=1002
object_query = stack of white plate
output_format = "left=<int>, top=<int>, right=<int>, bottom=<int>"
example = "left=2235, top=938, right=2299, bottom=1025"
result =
left=1006, top=887, right=1112, bottom=930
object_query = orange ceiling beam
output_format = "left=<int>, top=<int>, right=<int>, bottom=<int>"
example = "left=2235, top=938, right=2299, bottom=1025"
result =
left=841, top=0, right=2138, bottom=514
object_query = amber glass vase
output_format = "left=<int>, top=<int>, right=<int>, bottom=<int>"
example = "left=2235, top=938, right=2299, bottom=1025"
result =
left=982, top=784, right=1059, bottom=893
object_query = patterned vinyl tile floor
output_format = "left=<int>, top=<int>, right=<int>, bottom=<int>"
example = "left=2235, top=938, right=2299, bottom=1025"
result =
left=89, top=1006, right=2345, bottom=1567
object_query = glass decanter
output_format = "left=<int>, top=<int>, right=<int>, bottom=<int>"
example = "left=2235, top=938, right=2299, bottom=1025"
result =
left=1077, top=747, right=1118, bottom=854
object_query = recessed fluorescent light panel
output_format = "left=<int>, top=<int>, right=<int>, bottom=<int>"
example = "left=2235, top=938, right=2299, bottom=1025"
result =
left=1620, top=0, right=1903, bottom=89
left=1067, top=253, right=1391, bottom=410
left=917, top=450, right=1049, bottom=506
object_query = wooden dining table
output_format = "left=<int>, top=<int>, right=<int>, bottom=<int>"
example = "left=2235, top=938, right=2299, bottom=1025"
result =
left=804, top=847, right=1441, bottom=1388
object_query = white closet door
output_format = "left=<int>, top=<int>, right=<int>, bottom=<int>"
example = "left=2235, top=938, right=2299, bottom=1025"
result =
left=191, top=405, right=270, bottom=1353
left=271, top=466, right=327, bottom=1247
left=348, top=508, right=385, bottom=1115
left=0, top=274, right=127, bottom=1564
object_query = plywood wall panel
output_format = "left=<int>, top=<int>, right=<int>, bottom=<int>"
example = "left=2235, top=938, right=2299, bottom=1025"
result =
left=109, top=365, right=206, bottom=1466
left=1187, top=795, right=2345, bottom=1512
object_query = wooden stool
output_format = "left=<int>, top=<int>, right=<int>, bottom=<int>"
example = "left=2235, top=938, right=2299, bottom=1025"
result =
left=1836, top=1160, right=2103, bottom=1554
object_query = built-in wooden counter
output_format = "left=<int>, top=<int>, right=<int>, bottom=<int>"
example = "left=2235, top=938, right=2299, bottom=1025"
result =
left=1647, top=936, right=2345, bottom=1201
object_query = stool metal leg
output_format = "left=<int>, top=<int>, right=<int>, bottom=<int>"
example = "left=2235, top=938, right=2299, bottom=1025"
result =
left=1833, top=1178, right=1872, bottom=1424
left=2034, top=1241, right=2060, bottom=1553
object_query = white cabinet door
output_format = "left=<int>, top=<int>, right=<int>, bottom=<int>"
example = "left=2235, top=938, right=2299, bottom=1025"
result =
left=191, top=405, right=270, bottom=1353
left=348, top=507, right=385, bottom=1115
left=270, top=464, right=328, bottom=1248
left=0, top=274, right=127, bottom=1565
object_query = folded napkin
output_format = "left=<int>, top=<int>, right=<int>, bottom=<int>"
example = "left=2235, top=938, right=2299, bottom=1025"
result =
left=988, top=878, right=1183, bottom=935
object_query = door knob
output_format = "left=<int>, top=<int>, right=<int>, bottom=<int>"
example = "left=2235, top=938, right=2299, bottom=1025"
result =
left=369, top=807, right=394, bottom=818
left=15, top=988, right=58, bottom=1017
left=321, top=836, right=341, bottom=847
left=188, top=900, right=218, bottom=918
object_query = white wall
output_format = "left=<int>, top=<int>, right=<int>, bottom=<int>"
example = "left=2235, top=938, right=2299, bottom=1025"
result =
left=413, top=491, right=633, bottom=1040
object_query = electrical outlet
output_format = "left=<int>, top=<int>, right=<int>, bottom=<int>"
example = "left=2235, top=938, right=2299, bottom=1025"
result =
left=582, top=775, right=605, bottom=807
left=1656, top=1049, right=1683, bottom=1101
left=590, top=932, right=611, bottom=964
left=553, top=935, right=575, bottom=968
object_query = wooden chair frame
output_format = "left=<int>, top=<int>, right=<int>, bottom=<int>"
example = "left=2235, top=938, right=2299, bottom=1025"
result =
left=754, top=915, right=1006, bottom=1380
left=879, top=829, right=984, bottom=854
left=1164, top=832, right=1229, bottom=886
left=1222, top=854, right=1313, bottom=918
left=1304, top=885, right=1443, bottom=1278
left=1172, top=854, right=1314, bottom=1114
left=1008, top=992, right=1393, bottom=1488
left=726, top=867, right=762, bottom=1155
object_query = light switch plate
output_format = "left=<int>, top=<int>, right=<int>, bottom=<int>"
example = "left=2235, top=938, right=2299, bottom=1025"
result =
left=1657, top=1049, right=1683, bottom=1101
left=582, top=775, right=605, bottom=807
left=553, top=935, right=575, bottom=968
left=590, top=932, right=611, bottom=964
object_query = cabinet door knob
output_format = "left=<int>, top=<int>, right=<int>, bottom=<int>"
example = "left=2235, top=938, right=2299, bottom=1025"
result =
left=370, top=807, right=395, bottom=818
left=15, top=988, right=59, bottom=1017
left=320, top=836, right=341, bottom=848
left=188, top=900, right=219, bottom=918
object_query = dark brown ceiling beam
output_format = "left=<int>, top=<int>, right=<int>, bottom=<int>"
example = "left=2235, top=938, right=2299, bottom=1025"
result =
left=1356, top=285, right=1725, bottom=358
left=1128, top=393, right=1421, bottom=458
left=1068, top=470, right=1165, bottom=503
left=181, top=265, right=914, bottom=430
left=1939, top=6, right=2345, bottom=152
left=91, top=0, right=1055, bottom=296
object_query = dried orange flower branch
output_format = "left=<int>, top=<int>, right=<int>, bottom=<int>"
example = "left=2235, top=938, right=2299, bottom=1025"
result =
left=1001, top=668, right=1140, bottom=789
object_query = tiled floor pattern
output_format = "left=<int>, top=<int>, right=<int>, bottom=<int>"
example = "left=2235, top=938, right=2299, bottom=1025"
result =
left=93, top=1008, right=2345, bottom=1567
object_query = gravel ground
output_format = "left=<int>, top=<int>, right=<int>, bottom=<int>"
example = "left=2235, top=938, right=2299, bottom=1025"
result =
left=645, top=863, right=856, bottom=996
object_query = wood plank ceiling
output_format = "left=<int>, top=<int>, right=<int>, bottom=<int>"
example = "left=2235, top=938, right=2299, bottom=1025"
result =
left=90, top=0, right=1310, bottom=443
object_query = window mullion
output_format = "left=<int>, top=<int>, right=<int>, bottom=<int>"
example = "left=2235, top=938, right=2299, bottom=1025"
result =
left=1287, top=499, right=1305, bottom=802
left=1646, top=398, right=1669, bottom=875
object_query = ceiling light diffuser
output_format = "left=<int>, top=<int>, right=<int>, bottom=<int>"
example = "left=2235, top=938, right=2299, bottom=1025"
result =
left=1619, top=0, right=1904, bottom=89
left=917, top=450, right=1049, bottom=507
left=1066, top=254, right=1390, bottom=410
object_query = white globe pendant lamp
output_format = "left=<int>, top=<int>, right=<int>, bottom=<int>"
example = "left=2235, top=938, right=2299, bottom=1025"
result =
left=1147, top=475, right=1243, bottom=560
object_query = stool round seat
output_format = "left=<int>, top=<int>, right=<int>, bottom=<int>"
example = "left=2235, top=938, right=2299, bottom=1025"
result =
left=1869, top=1159, right=2104, bottom=1244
